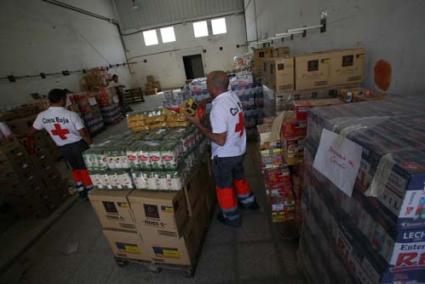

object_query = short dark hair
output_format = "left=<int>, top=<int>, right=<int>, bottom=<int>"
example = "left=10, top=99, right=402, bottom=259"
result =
left=48, top=89, right=67, bottom=103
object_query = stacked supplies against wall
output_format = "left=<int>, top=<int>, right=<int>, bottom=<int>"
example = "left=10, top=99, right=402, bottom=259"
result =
left=145, top=75, right=161, bottom=95
left=257, top=116, right=296, bottom=223
left=0, top=133, right=69, bottom=218
left=299, top=96, right=425, bottom=283
left=96, top=87, right=123, bottom=124
left=230, top=72, right=264, bottom=138
left=71, top=92, right=104, bottom=135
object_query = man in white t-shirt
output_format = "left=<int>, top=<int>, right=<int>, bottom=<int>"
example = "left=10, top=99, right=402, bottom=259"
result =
left=28, top=89, right=93, bottom=200
left=187, top=71, right=258, bottom=227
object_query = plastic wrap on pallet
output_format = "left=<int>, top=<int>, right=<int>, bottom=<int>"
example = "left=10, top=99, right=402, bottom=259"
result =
left=301, top=95, right=425, bottom=283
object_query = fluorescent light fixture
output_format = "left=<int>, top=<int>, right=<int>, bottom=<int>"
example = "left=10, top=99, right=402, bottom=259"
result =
left=160, top=26, right=176, bottom=43
left=143, top=29, right=158, bottom=46
left=193, top=21, right=208, bottom=38
left=211, top=18, right=227, bottom=35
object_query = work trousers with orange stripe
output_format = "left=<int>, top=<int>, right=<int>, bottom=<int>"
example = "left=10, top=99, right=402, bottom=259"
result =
left=58, top=140, right=93, bottom=192
left=212, top=155, right=256, bottom=222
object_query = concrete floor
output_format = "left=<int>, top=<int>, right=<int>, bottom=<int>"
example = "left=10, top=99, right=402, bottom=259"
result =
left=0, top=94, right=305, bottom=284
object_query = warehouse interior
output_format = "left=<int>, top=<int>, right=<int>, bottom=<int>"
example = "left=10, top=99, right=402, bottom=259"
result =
left=1, top=0, right=425, bottom=283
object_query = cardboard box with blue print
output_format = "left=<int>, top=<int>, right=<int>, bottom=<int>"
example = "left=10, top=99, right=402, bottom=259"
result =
left=89, top=189, right=137, bottom=232
left=102, top=229, right=150, bottom=261
left=128, top=189, right=188, bottom=238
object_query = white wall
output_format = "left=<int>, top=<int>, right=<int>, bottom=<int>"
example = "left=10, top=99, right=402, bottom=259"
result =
left=0, top=0, right=131, bottom=107
left=245, top=0, right=425, bottom=94
left=124, top=14, right=248, bottom=89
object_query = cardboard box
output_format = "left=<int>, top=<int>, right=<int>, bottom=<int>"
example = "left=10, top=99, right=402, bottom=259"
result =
left=263, top=57, right=294, bottom=92
left=138, top=192, right=208, bottom=242
left=128, top=190, right=188, bottom=237
left=253, top=47, right=273, bottom=77
left=5, top=115, right=37, bottom=137
left=272, top=46, right=290, bottom=57
left=329, top=48, right=365, bottom=86
left=103, top=229, right=150, bottom=261
left=144, top=216, right=203, bottom=266
left=89, top=190, right=136, bottom=231
left=184, top=161, right=210, bottom=216
left=295, top=52, right=332, bottom=90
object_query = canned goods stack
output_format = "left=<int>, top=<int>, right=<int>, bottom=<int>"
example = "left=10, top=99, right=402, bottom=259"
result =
left=257, top=120, right=296, bottom=223
left=71, top=92, right=105, bottom=135
left=96, top=87, right=123, bottom=125
left=230, top=72, right=264, bottom=138
left=300, top=96, right=425, bottom=283
left=83, top=126, right=208, bottom=191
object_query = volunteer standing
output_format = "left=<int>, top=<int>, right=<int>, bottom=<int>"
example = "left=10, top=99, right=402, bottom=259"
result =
left=187, top=71, right=259, bottom=227
left=28, top=89, right=94, bottom=200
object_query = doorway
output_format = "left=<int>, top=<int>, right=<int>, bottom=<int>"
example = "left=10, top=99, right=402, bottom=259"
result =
left=183, top=54, right=205, bottom=80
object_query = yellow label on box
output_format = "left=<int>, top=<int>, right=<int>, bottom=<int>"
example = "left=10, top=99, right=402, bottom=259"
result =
left=117, top=242, right=140, bottom=254
left=124, top=244, right=140, bottom=254
left=153, top=247, right=181, bottom=258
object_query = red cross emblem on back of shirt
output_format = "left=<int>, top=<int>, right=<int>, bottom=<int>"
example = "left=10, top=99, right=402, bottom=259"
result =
left=51, top=123, right=69, bottom=140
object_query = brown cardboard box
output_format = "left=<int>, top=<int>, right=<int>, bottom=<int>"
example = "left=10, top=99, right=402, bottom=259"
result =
left=184, top=161, right=210, bottom=216
left=272, top=47, right=290, bottom=57
left=329, top=48, right=365, bottom=86
left=89, top=190, right=136, bottom=231
left=144, top=216, right=203, bottom=266
left=263, top=57, right=295, bottom=92
left=128, top=190, right=188, bottom=237
left=139, top=191, right=208, bottom=242
left=103, top=229, right=150, bottom=261
left=295, top=52, right=332, bottom=90
left=5, top=115, right=37, bottom=136
left=253, top=47, right=273, bottom=77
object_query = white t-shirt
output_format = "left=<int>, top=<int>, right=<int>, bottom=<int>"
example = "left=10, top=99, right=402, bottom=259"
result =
left=210, top=91, right=247, bottom=158
left=33, top=107, right=85, bottom=146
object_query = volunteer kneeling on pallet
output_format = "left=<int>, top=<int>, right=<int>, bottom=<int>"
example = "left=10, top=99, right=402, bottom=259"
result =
left=187, top=71, right=259, bottom=227
left=28, top=89, right=94, bottom=200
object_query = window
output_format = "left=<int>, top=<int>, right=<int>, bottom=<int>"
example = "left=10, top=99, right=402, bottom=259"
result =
left=211, top=18, right=227, bottom=35
left=143, top=29, right=158, bottom=46
left=160, top=26, right=176, bottom=43
left=193, top=21, right=208, bottom=38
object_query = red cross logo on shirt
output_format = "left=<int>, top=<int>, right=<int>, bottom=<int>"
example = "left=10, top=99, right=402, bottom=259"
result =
left=51, top=123, right=69, bottom=140
left=235, top=112, right=245, bottom=137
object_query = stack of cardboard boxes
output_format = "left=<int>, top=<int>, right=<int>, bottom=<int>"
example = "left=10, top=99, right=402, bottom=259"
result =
left=0, top=135, right=69, bottom=218
left=0, top=104, right=71, bottom=218
left=145, top=75, right=161, bottom=96
left=256, top=48, right=365, bottom=112
left=89, top=158, right=215, bottom=269
left=252, top=46, right=290, bottom=82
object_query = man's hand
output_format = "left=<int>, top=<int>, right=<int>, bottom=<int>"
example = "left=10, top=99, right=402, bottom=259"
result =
left=186, top=115, right=201, bottom=126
